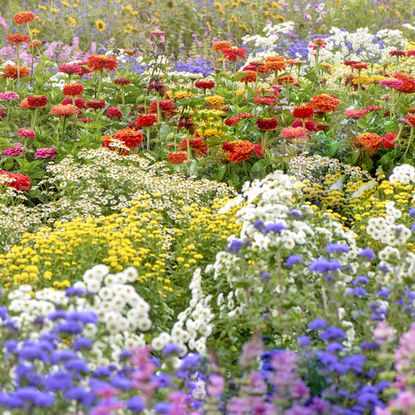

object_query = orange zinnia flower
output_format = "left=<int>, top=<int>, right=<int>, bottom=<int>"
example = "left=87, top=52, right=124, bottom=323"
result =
left=355, top=132, right=382, bottom=152
left=2, top=64, right=30, bottom=80
left=222, top=140, right=264, bottom=163
left=309, top=94, right=340, bottom=113
left=114, top=128, right=143, bottom=148
left=50, top=104, right=79, bottom=117
left=167, top=151, right=188, bottom=164
left=63, top=83, right=84, bottom=96
left=178, top=137, right=208, bottom=157
left=14, top=11, right=37, bottom=24
left=6, top=33, right=30, bottom=45
left=264, top=56, right=287, bottom=72
left=237, top=70, right=257, bottom=83
left=212, top=41, right=232, bottom=52
left=86, top=54, right=118, bottom=72
left=392, top=73, right=415, bottom=94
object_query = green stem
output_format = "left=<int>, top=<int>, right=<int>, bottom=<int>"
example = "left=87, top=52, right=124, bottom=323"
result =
left=146, top=127, right=151, bottom=151
left=403, top=127, right=414, bottom=159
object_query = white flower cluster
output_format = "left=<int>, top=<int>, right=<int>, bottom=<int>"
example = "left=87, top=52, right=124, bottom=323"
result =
left=389, top=164, right=415, bottom=186
left=311, top=27, right=405, bottom=65
left=152, top=268, right=213, bottom=355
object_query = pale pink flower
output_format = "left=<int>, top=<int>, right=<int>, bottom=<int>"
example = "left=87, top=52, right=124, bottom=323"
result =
left=280, top=126, right=309, bottom=139
left=0, top=91, right=20, bottom=101
left=374, top=321, right=396, bottom=345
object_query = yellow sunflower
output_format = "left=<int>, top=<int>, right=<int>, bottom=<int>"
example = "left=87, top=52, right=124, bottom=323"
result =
left=95, top=19, right=107, bottom=32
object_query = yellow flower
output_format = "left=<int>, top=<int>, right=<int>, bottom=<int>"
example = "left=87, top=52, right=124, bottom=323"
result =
left=67, top=16, right=77, bottom=27
left=95, top=19, right=107, bottom=33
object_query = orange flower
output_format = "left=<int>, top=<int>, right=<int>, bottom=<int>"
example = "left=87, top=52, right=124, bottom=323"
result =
left=237, top=70, right=257, bottom=83
left=86, top=54, right=118, bottom=72
left=6, top=33, right=30, bottom=45
left=113, top=128, right=143, bottom=148
left=280, top=127, right=308, bottom=139
left=30, top=39, right=42, bottom=48
left=222, top=140, right=264, bottom=162
left=178, top=137, right=208, bottom=157
left=212, top=41, right=232, bottom=52
left=63, top=83, right=84, bottom=96
left=50, top=104, right=79, bottom=117
left=264, top=56, right=287, bottom=72
left=0, top=170, right=31, bottom=191
left=309, top=94, right=340, bottom=112
left=292, top=105, right=314, bottom=119
left=392, top=73, right=415, bottom=94
left=102, top=136, right=130, bottom=155
left=2, top=64, right=30, bottom=80
left=355, top=132, right=382, bottom=152
left=14, top=11, right=37, bottom=24
left=167, top=151, right=188, bottom=164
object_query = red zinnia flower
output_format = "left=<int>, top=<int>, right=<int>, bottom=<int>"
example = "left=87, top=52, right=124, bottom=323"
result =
left=114, top=128, right=143, bottom=148
left=178, top=118, right=194, bottom=130
left=253, top=96, right=276, bottom=106
left=195, top=79, right=215, bottom=90
left=106, top=107, right=122, bottom=119
left=167, top=151, right=188, bottom=164
left=14, top=11, right=37, bottom=24
left=3, top=64, right=30, bottom=80
left=237, top=70, right=257, bottom=83
left=178, top=137, right=207, bottom=157
left=222, top=140, right=263, bottom=162
left=350, top=62, right=369, bottom=70
left=86, top=54, right=118, bottom=72
left=212, top=41, right=232, bottom=52
left=58, top=62, right=87, bottom=76
left=86, top=100, right=106, bottom=110
left=238, top=112, right=254, bottom=119
left=114, top=78, right=131, bottom=85
left=405, top=114, right=415, bottom=127
left=225, top=116, right=240, bottom=126
left=344, top=109, right=367, bottom=118
left=136, top=113, right=158, bottom=128
left=63, top=83, right=84, bottom=96
left=62, top=97, right=86, bottom=109
left=292, top=120, right=317, bottom=131
left=256, top=118, right=278, bottom=131
left=50, top=104, right=79, bottom=117
left=292, top=105, right=314, bottom=119
left=264, top=56, right=287, bottom=72
left=149, top=100, right=175, bottom=117
left=392, top=73, right=415, bottom=94
left=221, top=47, right=246, bottom=62
left=6, top=33, right=30, bottom=45
left=389, top=50, right=406, bottom=57
left=26, top=95, right=48, bottom=109
left=0, top=170, right=31, bottom=191
left=382, top=132, right=397, bottom=149
left=280, top=127, right=308, bottom=139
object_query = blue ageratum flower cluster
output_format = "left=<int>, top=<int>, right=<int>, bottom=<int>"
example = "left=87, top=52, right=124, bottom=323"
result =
left=172, top=58, right=214, bottom=77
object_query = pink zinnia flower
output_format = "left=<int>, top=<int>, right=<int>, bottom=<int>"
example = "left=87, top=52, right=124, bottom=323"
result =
left=0, top=91, right=20, bottom=101
left=17, top=128, right=36, bottom=139
left=2, top=143, right=24, bottom=157
left=344, top=109, right=367, bottom=118
left=379, top=78, right=404, bottom=89
left=34, top=147, right=58, bottom=159
left=0, top=15, right=7, bottom=29
left=280, top=126, right=308, bottom=139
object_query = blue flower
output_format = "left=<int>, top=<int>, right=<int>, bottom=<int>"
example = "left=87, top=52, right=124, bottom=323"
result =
left=72, top=337, right=92, bottom=351
left=264, top=222, right=287, bottom=233
left=51, top=349, right=77, bottom=364
left=64, top=358, right=89, bottom=373
left=64, top=387, right=94, bottom=406
left=65, top=287, right=86, bottom=297
left=297, top=336, right=311, bottom=346
left=320, top=326, right=346, bottom=341
left=308, top=258, right=342, bottom=273
left=13, top=387, right=55, bottom=407
left=409, top=207, right=415, bottom=217
left=44, top=371, right=73, bottom=391
left=154, top=402, right=171, bottom=414
left=308, top=318, right=327, bottom=330
left=54, top=321, right=83, bottom=335
left=126, top=396, right=145, bottom=413
left=358, top=248, right=376, bottom=260
left=227, top=238, right=244, bottom=253
left=162, top=344, right=181, bottom=356
left=110, top=375, right=132, bottom=390
left=286, top=254, right=303, bottom=267
left=326, top=243, right=350, bottom=253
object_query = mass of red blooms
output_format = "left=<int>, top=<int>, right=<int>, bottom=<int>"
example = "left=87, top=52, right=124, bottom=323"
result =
left=222, top=140, right=264, bottom=162
left=256, top=118, right=278, bottom=131
left=26, top=95, right=49, bottom=109
left=178, top=137, right=208, bottom=157
left=292, top=105, right=314, bottom=119
left=195, top=80, right=215, bottom=90
left=136, top=114, right=158, bottom=128
left=221, top=47, right=246, bottom=62
left=63, top=83, right=84, bottom=96
left=167, top=151, right=188, bottom=164
left=0, top=170, right=31, bottom=191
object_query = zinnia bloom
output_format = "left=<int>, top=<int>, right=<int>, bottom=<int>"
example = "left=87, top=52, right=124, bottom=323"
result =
left=17, top=128, right=36, bottom=138
left=2, top=143, right=24, bottom=157
left=136, top=114, right=158, bottom=127
left=26, top=95, right=48, bottom=109
left=50, top=104, right=79, bottom=117
left=212, top=41, right=232, bottom=52
left=114, top=78, right=131, bottom=85
left=194, top=79, right=215, bottom=90
left=0, top=91, right=20, bottom=101
left=264, top=56, right=287, bottom=72
left=292, top=105, right=314, bottom=119
left=253, top=96, right=276, bottom=106
left=292, top=120, right=317, bottom=131
left=405, top=114, right=415, bottom=127
left=85, top=100, right=106, bottom=110
left=178, top=137, right=207, bottom=157
left=14, top=11, right=37, bottom=24
left=221, top=47, right=246, bottom=62
left=3, top=64, right=30, bottom=80
left=167, top=151, right=188, bottom=164
left=6, top=33, right=30, bottom=45
left=225, top=116, right=240, bottom=126
left=222, top=140, right=263, bottom=162
left=237, top=70, right=256, bottom=83
left=355, top=132, right=383, bottom=151
left=114, top=128, right=143, bottom=148
left=379, top=78, right=404, bottom=89
left=58, top=62, right=86, bottom=76
left=149, top=100, right=175, bottom=117
left=62, top=97, right=86, bottom=109
left=63, top=83, right=84, bottom=96
left=86, top=54, right=117, bottom=72
left=106, top=107, right=122, bottom=119
left=344, top=109, right=367, bottom=118
left=0, top=170, right=31, bottom=191
left=280, top=126, right=308, bottom=139
left=309, top=94, right=340, bottom=112
left=382, top=132, right=397, bottom=149
left=34, top=147, right=58, bottom=159
left=256, top=118, right=278, bottom=131
left=391, top=73, right=415, bottom=94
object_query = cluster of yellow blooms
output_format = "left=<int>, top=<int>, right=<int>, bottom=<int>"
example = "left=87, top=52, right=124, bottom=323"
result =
left=0, top=194, right=241, bottom=295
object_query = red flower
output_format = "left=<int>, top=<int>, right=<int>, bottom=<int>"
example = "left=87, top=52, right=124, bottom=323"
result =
left=405, top=114, right=415, bottom=127
left=178, top=118, right=194, bottom=130
left=264, top=56, right=287, bottom=72
left=364, top=105, right=382, bottom=112
left=406, top=50, right=415, bottom=57
left=14, top=11, right=37, bottom=24
left=195, top=80, right=215, bottom=90
left=0, top=170, right=31, bottom=191
left=86, top=54, right=117, bottom=72
left=344, top=109, right=367, bottom=118
left=63, top=83, right=84, bottom=96
left=59, top=62, right=88, bottom=76
left=106, top=107, right=122, bottom=119
left=350, top=62, right=369, bottom=70
left=167, top=151, right=188, bottom=164
left=237, top=70, right=256, bottom=83
left=149, top=100, right=175, bottom=117
left=136, top=114, right=158, bottom=127
left=114, top=128, right=143, bottom=148
left=222, top=140, right=263, bottom=162
left=238, top=112, right=254, bottom=119
left=62, top=97, right=86, bottom=109
left=355, top=132, right=383, bottom=152
left=292, top=105, right=314, bottom=119
left=225, top=116, right=240, bottom=126
left=6, top=33, right=30, bottom=45
left=3, top=64, right=30, bottom=80
left=292, top=119, right=317, bottom=131
left=86, top=100, right=106, bottom=110
left=382, top=132, right=397, bottom=149
left=114, top=78, right=131, bottom=85
left=256, top=118, right=278, bottom=131
left=26, top=95, right=48, bottom=108
left=253, top=96, right=276, bottom=106
left=277, top=74, right=296, bottom=85
left=389, top=50, right=406, bottom=57
left=280, top=127, right=308, bottom=139
left=178, top=137, right=207, bottom=157
left=392, top=73, right=415, bottom=93
left=50, top=104, right=79, bottom=117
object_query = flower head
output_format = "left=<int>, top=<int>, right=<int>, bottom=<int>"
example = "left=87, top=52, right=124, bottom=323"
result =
left=63, top=83, right=84, bottom=96
left=14, top=11, right=37, bottom=24
left=86, top=54, right=117, bottom=72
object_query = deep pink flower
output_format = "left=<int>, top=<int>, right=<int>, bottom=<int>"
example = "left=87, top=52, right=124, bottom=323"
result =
left=344, top=109, right=367, bottom=118
left=2, top=143, right=24, bottom=157
left=34, top=147, right=58, bottom=159
left=17, top=128, right=36, bottom=139
left=0, top=91, right=20, bottom=101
